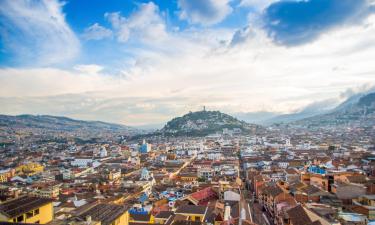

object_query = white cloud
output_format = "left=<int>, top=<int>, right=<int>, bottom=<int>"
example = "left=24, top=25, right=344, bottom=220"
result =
left=178, top=0, right=233, bottom=26
left=0, top=67, right=123, bottom=97
left=0, top=0, right=80, bottom=65
left=105, top=2, right=168, bottom=43
left=238, top=0, right=279, bottom=11
left=1, top=13, right=375, bottom=125
left=82, top=23, right=113, bottom=40
left=74, top=64, right=104, bottom=74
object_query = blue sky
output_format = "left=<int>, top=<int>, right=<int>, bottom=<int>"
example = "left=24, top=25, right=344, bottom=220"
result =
left=0, top=0, right=375, bottom=126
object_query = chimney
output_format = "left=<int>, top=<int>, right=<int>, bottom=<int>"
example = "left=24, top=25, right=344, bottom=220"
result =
left=224, top=203, right=231, bottom=221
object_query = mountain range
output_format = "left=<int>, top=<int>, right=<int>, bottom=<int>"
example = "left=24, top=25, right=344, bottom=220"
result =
left=1, top=90, right=374, bottom=137
left=237, top=90, right=375, bottom=126
left=294, top=91, right=375, bottom=128
left=0, top=114, right=138, bottom=135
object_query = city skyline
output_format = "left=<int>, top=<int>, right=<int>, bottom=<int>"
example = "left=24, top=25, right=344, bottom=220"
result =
left=1, top=0, right=375, bottom=125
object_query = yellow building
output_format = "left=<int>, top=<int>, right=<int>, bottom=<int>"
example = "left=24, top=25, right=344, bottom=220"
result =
left=76, top=203, right=129, bottom=225
left=107, top=171, right=121, bottom=181
left=0, top=195, right=54, bottom=224
left=129, top=213, right=155, bottom=224
left=154, top=211, right=174, bottom=224
left=175, top=205, right=207, bottom=222
left=0, top=169, right=15, bottom=183
left=0, top=174, right=7, bottom=183
left=179, top=173, right=198, bottom=182
left=16, top=163, right=44, bottom=176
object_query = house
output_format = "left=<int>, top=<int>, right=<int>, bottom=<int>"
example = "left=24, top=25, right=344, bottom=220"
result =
left=284, top=168, right=300, bottom=183
left=16, top=163, right=44, bottom=176
left=129, top=213, right=155, bottom=224
left=75, top=203, right=129, bottom=225
left=292, top=184, right=333, bottom=203
left=285, top=205, right=331, bottom=225
left=0, top=169, right=15, bottom=183
left=154, top=211, right=174, bottom=224
left=197, top=168, right=214, bottom=181
left=175, top=205, right=207, bottom=222
left=274, top=199, right=297, bottom=225
left=258, top=183, right=294, bottom=218
left=0, top=195, right=54, bottom=224
left=31, top=183, right=60, bottom=199
left=337, top=212, right=368, bottom=225
left=332, top=182, right=367, bottom=204
left=352, top=195, right=375, bottom=220
left=179, top=173, right=198, bottom=183
left=223, top=191, right=240, bottom=202
left=181, top=187, right=218, bottom=206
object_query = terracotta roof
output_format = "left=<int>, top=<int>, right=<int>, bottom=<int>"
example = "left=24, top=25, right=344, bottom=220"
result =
left=262, top=185, right=284, bottom=197
left=285, top=168, right=299, bottom=174
left=287, top=205, right=312, bottom=225
left=300, top=185, right=323, bottom=195
left=186, top=187, right=218, bottom=205
left=287, top=205, right=328, bottom=225
left=346, top=175, right=367, bottom=184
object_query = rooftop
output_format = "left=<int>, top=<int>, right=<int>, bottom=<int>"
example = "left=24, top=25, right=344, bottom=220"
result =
left=0, top=195, right=52, bottom=218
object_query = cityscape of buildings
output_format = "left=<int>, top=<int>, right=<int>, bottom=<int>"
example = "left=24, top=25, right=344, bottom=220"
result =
left=1, top=0, right=375, bottom=225
left=1, top=110, right=375, bottom=225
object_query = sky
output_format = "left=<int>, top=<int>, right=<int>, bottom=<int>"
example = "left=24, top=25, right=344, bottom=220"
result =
left=1, top=0, right=375, bottom=126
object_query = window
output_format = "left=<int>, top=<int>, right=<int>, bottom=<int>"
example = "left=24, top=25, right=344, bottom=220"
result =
left=34, top=209, right=40, bottom=215
left=26, top=211, right=34, bottom=219
left=17, top=215, right=24, bottom=222
left=195, top=216, right=201, bottom=221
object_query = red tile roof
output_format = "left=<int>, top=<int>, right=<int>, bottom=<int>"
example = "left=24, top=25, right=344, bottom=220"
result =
left=189, top=187, right=218, bottom=206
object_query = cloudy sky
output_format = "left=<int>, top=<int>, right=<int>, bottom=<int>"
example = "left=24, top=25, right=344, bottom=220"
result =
left=1, top=0, right=375, bottom=126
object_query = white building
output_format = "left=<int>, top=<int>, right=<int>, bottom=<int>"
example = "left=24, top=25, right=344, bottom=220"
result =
left=198, top=168, right=214, bottom=181
left=100, top=147, right=108, bottom=158
left=71, top=158, right=93, bottom=167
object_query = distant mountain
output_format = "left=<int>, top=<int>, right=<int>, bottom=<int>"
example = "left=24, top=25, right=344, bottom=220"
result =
left=0, top=114, right=139, bottom=135
left=234, top=111, right=279, bottom=124
left=157, top=110, right=261, bottom=137
left=260, top=99, right=339, bottom=125
left=294, top=92, right=375, bottom=128
left=134, top=123, right=164, bottom=131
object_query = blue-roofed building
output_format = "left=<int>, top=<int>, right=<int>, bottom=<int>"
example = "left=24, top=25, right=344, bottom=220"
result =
left=129, top=207, right=148, bottom=215
left=139, top=192, right=149, bottom=204
left=308, top=166, right=327, bottom=175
